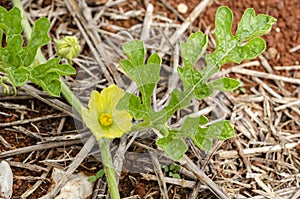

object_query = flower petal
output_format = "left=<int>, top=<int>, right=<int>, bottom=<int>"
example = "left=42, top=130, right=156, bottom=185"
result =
left=101, top=84, right=124, bottom=111
left=88, top=91, right=104, bottom=115
left=81, top=107, right=104, bottom=140
left=113, top=110, right=132, bottom=133
left=103, top=128, right=124, bottom=139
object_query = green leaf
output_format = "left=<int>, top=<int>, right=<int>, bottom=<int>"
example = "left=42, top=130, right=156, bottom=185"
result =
left=199, top=115, right=209, bottom=125
left=0, top=7, right=22, bottom=41
left=199, top=120, right=234, bottom=140
left=141, top=52, right=161, bottom=107
left=118, top=7, right=276, bottom=161
left=180, top=32, right=208, bottom=68
left=177, top=116, right=199, bottom=137
left=29, top=58, right=76, bottom=96
left=208, top=77, right=240, bottom=92
left=177, top=32, right=211, bottom=102
left=122, top=40, right=145, bottom=67
left=31, top=58, right=76, bottom=77
left=202, top=6, right=277, bottom=81
left=236, top=8, right=277, bottom=42
left=162, top=165, right=169, bottom=172
left=0, top=34, right=23, bottom=70
left=87, top=176, right=97, bottom=182
left=31, top=72, right=61, bottom=96
left=191, top=120, right=234, bottom=151
left=95, top=169, right=105, bottom=178
left=151, top=32, right=211, bottom=126
left=87, top=169, right=104, bottom=182
left=151, top=7, right=275, bottom=130
left=0, top=6, right=75, bottom=96
left=193, top=136, right=212, bottom=151
left=119, top=41, right=162, bottom=124
left=151, top=89, right=190, bottom=127
left=171, top=173, right=181, bottom=179
left=7, top=67, right=30, bottom=86
left=158, top=117, right=234, bottom=157
left=179, top=68, right=212, bottom=100
left=156, top=131, right=188, bottom=161
left=170, top=164, right=175, bottom=170
left=116, top=92, right=147, bottom=120
left=119, top=59, right=133, bottom=75
left=120, top=41, right=161, bottom=110
left=170, top=163, right=180, bottom=172
left=20, top=17, right=51, bottom=66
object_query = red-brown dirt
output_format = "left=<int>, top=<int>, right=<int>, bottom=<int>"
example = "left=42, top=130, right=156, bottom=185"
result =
left=0, top=0, right=299, bottom=198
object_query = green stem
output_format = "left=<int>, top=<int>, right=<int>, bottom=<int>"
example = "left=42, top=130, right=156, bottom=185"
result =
left=12, top=0, right=120, bottom=197
left=98, top=139, right=121, bottom=199
left=60, top=80, right=82, bottom=114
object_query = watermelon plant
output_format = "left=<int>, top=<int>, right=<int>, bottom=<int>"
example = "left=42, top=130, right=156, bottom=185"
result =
left=0, top=3, right=276, bottom=199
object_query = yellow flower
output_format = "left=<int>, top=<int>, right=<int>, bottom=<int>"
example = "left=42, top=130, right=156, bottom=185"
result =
left=81, top=84, right=132, bottom=140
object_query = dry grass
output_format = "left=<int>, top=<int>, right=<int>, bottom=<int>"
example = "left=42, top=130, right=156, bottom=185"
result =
left=0, top=0, right=299, bottom=198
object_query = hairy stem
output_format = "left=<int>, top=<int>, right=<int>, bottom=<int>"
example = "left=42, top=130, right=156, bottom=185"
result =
left=98, top=139, right=121, bottom=199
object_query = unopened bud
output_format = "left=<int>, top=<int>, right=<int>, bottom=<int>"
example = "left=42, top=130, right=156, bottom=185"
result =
left=56, top=36, right=80, bottom=60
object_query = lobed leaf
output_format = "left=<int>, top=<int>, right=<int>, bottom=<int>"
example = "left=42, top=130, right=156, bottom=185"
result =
left=119, top=41, right=161, bottom=119
left=180, top=32, right=208, bottom=68
left=180, top=117, right=234, bottom=143
left=6, top=67, right=30, bottom=87
left=20, top=17, right=51, bottom=67
left=200, top=120, right=234, bottom=140
left=30, top=72, right=61, bottom=96
left=150, top=88, right=191, bottom=129
left=0, top=7, right=22, bottom=41
left=202, top=6, right=277, bottom=81
left=30, top=58, right=76, bottom=96
left=0, top=6, right=76, bottom=96
left=150, top=32, right=208, bottom=128
left=156, top=116, right=235, bottom=160
left=192, top=135, right=212, bottom=151
left=178, top=67, right=212, bottom=100
left=236, top=8, right=277, bottom=42
left=0, top=35, right=23, bottom=70
left=122, top=40, right=145, bottom=67
left=156, top=130, right=188, bottom=161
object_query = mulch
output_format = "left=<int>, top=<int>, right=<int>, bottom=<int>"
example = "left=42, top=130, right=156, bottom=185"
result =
left=0, top=0, right=299, bottom=198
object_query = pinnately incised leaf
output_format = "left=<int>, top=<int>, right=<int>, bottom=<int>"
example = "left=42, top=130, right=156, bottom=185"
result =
left=0, top=6, right=76, bottom=96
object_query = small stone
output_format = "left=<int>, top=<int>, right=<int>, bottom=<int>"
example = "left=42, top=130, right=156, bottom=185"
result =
left=294, top=71, right=300, bottom=79
left=177, top=3, right=188, bottom=14
left=277, top=1, right=284, bottom=9
left=52, top=168, right=94, bottom=199
left=260, top=1, right=265, bottom=6
left=0, top=161, right=13, bottom=199
left=266, top=47, right=278, bottom=59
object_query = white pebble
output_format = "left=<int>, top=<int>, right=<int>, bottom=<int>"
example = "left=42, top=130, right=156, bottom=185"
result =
left=52, top=168, right=94, bottom=199
left=177, top=3, right=188, bottom=14
left=0, top=161, right=13, bottom=199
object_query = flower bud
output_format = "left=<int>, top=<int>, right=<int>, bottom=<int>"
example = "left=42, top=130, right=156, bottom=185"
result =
left=56, top=36, right=80, bottom=60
